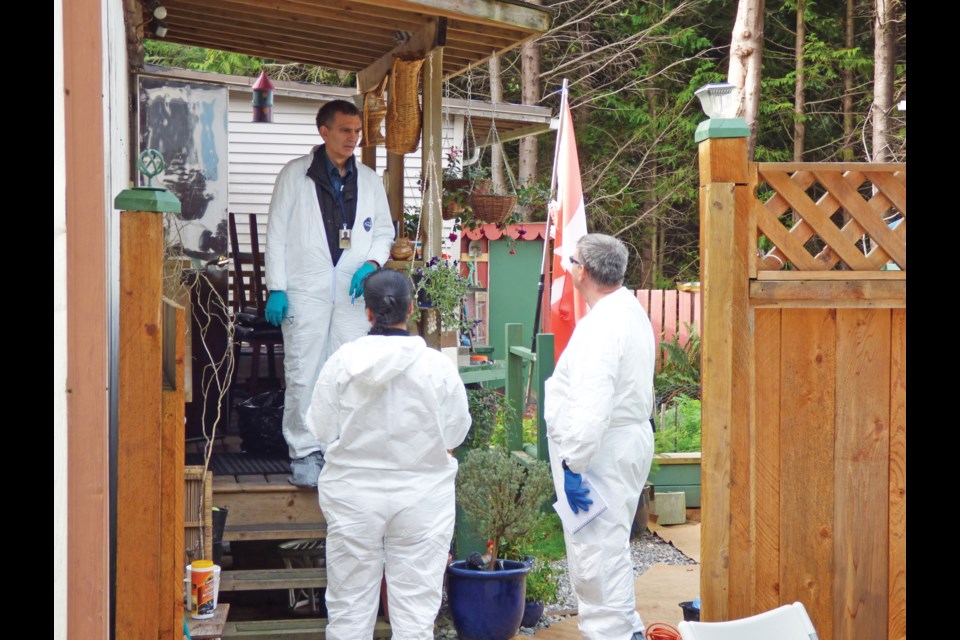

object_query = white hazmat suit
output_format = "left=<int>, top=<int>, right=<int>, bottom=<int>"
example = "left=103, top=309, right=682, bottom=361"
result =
left=307, top=333, right=471, bottom=640
left=265, top=148, right=395, bottom=460
left=544, top=286, right=656, bottom=640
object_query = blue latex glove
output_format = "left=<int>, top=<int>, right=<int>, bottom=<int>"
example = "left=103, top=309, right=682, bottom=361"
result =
left=349, top=262, right=377, bottom=301
left=264, top=290, right=288, bottom=327
left=562, top=462, right=593, bottom=514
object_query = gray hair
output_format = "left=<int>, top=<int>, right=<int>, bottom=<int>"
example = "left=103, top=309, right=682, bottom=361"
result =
left=576, top=234, right=628, bottom=287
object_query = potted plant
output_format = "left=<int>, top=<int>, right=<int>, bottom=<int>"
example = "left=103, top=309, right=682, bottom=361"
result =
left=411, top=256, right=473, bottom=337
left=443, top=146, right=473, bottom=220
left=446, top=447, right=554, bottom=640
left=518, top=558, right=560, bottom=628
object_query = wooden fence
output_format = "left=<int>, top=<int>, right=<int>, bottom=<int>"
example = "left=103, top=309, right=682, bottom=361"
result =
left=698, top=138, right=905, bottom=640
left=635, top=287, right=700, bottom=370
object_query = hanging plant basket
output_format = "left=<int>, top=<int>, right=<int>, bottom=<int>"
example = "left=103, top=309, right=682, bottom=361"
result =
left=470, top=193, right=518, bottom=225
left=443, top=178, right=472, bottom=220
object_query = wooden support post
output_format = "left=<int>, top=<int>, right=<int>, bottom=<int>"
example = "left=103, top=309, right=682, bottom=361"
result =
left=116, top=209, right=165, bottom=639
left=422, top=47, right=443, bottom=263
left=421, top=46, right=444, bottom=350
left=504, top=323, right=524, bottom=453
left=387, top=152, right=405, bottom=226
left=160, top=299, right=186, bottom=639
left=534, top=333, right=554, bottom=462
left=698, top=135, right=751, bottom=622
left=361, top=146, right=377, bottom=171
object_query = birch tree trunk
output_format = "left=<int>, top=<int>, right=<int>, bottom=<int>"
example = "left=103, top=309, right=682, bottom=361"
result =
left=519, top=0, right=541, bottom=204
left=489, top=54, right=505, bottom=194
left=727, top=0, right=765, bottom=156
left=793, top=0, right=806, bottom=161
left=842, top=0, right=856, bottom=160
left=871, top=0, right=896, bottom=162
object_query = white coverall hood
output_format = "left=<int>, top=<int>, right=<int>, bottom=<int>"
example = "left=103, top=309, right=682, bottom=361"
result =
left=339, top=333, right=428, bottom=385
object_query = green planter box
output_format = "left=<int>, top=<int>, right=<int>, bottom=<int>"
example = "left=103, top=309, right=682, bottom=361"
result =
left=648, top=452, right=701, bottom=508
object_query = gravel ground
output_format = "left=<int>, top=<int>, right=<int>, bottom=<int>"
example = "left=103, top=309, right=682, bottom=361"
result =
left=434, top=530, right=697, bottom=638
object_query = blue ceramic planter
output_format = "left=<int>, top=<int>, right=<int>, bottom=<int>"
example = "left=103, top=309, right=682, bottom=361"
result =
left=520, top=600, right=545, bottom=628
left=446, top=559, right=531, bottom=640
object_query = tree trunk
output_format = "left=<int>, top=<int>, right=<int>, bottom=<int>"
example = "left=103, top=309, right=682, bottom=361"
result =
left=575, top=15, right=594, bottom=123
left=489, top=54, right=505, bottom=194
left=727, top=0, right=765, bottom=156
left=519, top=0, right=541, bottom=212
left=793, top=0, right=806, bottom=161
left=519, top=46, right=541, bottom=219
left=871, top=0, right=896, bottom=162
left=842, top=0, right=856, bottom=161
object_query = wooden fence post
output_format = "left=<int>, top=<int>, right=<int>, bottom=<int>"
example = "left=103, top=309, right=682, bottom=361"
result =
left=698, top=135, right=752, bottom=622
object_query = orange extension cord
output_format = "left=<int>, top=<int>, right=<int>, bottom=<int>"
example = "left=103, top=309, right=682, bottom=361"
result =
left=644, top=622, right=683, bottom=640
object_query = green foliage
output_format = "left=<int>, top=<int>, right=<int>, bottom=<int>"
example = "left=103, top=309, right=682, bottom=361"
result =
left=523, top=559, right=562, bottom=605
left=465, top=387, right=515, bottom=450
left=455, top=447, right=554, bottom=568
left=654, top=394, right=702, bottom=454
left=654, top=324, right=701, bottom=399
left=490, top=403, right=538, bottom=451
left=412, top=256, right=473, bottom=334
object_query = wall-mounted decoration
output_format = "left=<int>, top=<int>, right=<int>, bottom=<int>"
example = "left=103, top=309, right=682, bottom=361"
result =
left=138, top=76, right=229, bottom=260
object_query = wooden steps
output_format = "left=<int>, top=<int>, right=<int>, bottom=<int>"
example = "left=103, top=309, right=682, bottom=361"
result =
left=223, top=522, right=327, bottom=542
left=219, top=568, right=327, bottom=592
left=223, top=616, right=391, bottom=639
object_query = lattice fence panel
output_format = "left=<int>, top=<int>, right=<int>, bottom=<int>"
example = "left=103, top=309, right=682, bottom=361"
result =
left=752, top=164, right=906, bottom=272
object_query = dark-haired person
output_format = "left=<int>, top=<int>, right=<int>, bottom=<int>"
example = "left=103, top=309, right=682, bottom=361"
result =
left=305, top=269, right=470, bottom=640
left=264, top=99, right=396, bottom=487
left=544, top=234, right=656, bottom=640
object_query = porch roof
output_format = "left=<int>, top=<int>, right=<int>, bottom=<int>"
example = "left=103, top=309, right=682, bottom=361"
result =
left=151, top=0, right=552, bottom=91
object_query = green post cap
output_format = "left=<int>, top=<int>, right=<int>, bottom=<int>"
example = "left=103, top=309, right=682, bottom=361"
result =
left=113, top=149, right=182, bottom=214
left=694, top=117, right=750, bottom=143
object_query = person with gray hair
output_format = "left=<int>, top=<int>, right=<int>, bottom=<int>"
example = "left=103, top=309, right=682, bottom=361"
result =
left=306, top=268, right=471, bottom=640
left=544, top=233, right=656, bottom=640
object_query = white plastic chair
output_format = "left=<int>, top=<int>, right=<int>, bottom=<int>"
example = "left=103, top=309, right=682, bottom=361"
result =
left=678, top=602, right=819, bottom=640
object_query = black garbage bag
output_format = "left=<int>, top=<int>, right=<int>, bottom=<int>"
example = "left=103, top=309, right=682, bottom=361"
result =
left=236, top=390, right=288, bottom=455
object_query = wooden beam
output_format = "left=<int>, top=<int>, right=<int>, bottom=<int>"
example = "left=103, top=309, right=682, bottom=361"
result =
left=159, top=300, right=186, bottom=640
left=116, top=210, right=165, bottom=639
left=888, top=309, right=906, bottom=640
left=756, top=270, right=905, bottom=281
left=357, top=19, right=444, bottom=93
left=64, top=0, right=109, bottom=633
left=833, top=309, right=890, bottom=640
left=361, top=146, right=377, bottom=171
left=164, top=25, right=376, bottom=68
left=387, top=152, right=405, bottom=224
left=779, top=309, right=836, bottom=637
left=169, top=6, right=396, bottom=58
left=422, top=46, right=443, bottom=350
left=351, top=0, right=552, bottom=32
left=758, top=162, right=906, bottom=173
left=749, top=280, right=906, bottom=308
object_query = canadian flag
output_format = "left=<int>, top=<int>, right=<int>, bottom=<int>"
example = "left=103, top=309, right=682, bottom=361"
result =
left=547, top=88, right=588, bottom=362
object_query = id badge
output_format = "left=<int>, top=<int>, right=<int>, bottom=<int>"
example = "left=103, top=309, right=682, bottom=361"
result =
left=339, top=226, right=352, bottom=250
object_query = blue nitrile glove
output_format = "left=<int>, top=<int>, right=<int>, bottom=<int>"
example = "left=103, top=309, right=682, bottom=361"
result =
left=264, top=290, right=288, bottom=326
left=562, top=461, right=592, bottom=514
left=349, top=262, right=378, bottom=301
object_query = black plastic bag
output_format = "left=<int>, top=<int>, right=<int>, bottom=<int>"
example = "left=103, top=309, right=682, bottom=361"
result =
left=236, top=390, right=288, bottom=455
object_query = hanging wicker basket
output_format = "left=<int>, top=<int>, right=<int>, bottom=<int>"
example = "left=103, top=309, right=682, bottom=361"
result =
left=361, top=75, right=388, bottom=148
left=470, top=194, right=518, bottom=224
left=386, top=52, right=425, bottom=155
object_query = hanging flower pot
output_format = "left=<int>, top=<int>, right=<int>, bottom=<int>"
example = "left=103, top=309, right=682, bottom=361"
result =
left=470, top=193, right=518, bottom=225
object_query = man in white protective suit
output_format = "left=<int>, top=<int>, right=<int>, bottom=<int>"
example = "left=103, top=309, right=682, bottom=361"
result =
left=544, top=233, right=656, bottom=640
left=307, top=268, right=471, bottom=640
left=264, top=99, right=396, bottom=487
